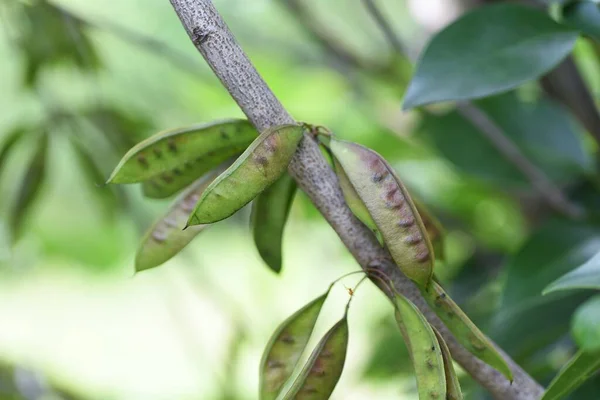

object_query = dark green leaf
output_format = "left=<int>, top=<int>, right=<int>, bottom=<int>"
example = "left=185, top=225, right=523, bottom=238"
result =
left=541, top=350, right=600, bottom=400
left=403, top=4, right=578, bottom=108
left=419, top=93, right=590, bottom=188
left=563, top=1, right=600, bottom=42
left=573, top=295, right=600, bottom=352
left=544, top=251, right=600, bottom=294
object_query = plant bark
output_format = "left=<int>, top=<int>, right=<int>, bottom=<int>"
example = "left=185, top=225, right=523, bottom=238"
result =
left=167, top=1, right=544, bottom=399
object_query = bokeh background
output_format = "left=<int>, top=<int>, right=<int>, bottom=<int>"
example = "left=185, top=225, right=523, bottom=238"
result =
left=1, top=0, right=600, bottom=399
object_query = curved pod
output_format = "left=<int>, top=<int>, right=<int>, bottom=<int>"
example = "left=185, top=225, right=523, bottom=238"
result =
left=420, top=281, right=513, bottom=381
left=432, top=327, right=463, bottom=400
left=283, top=317, right=349, bottom=399
left=107, top=119, right=257, bottom=185
left=135, top=170, right=221, bottom=272
left=394, top=293, right=447, bottom=400
left=330, top=138, right=434, bottom=287
left=188, top=124, right=304, bottom=225
left=251, top=173, right=297, bottom=274
left=260, top=293, right=328, bottom=400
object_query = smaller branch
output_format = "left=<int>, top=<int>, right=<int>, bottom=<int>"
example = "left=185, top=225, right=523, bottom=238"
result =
left=363, top=0, right=583, bottom=219
left=455, top=102, right=584, bottom=218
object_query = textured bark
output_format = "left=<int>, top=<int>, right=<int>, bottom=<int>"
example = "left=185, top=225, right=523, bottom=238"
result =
left=167, top=1, right=544, bottom=399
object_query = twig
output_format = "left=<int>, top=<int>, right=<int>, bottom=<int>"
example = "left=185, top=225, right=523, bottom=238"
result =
left=167, top=1, right=543, bottom=399
left=456, top=102, right=584, bottom=218
left=363, top=0, right=583, bottom=219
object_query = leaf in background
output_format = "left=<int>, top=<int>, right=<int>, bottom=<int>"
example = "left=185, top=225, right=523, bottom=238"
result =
left=83, top=106, right=153, bottom=152
left=572, top=295, right=600, bottom=353
left=71, top=139, right=122, bottom=219
left=403, top=4, right=578, bottom=108
left=419, top=92, right=590, bottom=188
left=251, top=173, right=297, bottom=274
left=10, top=133, right=48, bottom=239
left=562, top=1, right=600, bottom=42
left=540, top=350, right=600, bottom=400
left=362, top=316, right=413, bottom=380
left=544, top=251, right=600, bottom=294
left=493, top=218, right=600, bottom=355
left=18, top=1, right=100, bottom=86
left=0, top=127, right=27, bottom=176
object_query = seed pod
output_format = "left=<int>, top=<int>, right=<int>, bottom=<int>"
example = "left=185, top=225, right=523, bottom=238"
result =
left=188, top=124, right=305, bottom=225
left=420, top=281, right=513, bottom=381
left=414, top=199, right=445, bottom=261
left=394, top=293, right=446, bottom=400
left=333, top=158, right=384, bottom=245
left=251, top=173, right=297, bottom=274
left=330, top=138, right=434, bottom=287
left=432, top=327, right=463, bottom=400
left=135, top=170, right=220, bottom=272
left=107, top=119, right=257, bottom=185
left=141, top=149, right=241, bottom=199
left=282, top=317, right=349, bottom=400
left=260, top=292, right=329, bottom=400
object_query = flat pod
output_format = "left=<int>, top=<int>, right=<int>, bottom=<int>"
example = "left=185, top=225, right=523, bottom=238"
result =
left=188, top=124, right=305, bottom=225
left=420, top=281, right=513, bottom=381
left=394, top=294, right=446, bottom=400
left=141, top=148, right=243, bottom=198
left=251, top=173, right=297, bottom=274
left=135, top=170, right=220, bottom=272
left=330, top=138, right=434, bottom=287
left=283, top=317, right=349, bottom=400
left=260, top=292, right=329, bottom=400
left=414, top=199, right=445, bottom=261
left=432, top=327, right=463, bottom=400
left=107, top=119, right=257, bottom=184
left=333, top=157, right=383, bottom=245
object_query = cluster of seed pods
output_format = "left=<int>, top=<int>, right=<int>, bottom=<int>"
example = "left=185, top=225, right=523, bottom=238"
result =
left=324, top=133, right=512, bottom=384
left=260, top=280, right=354, bottom=400
left=108, top=120, right=305, bottom=272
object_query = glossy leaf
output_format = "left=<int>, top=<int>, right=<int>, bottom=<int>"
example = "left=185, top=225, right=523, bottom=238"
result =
left=403, top=4, right=578, bottom=108
left=330, top=138, right=434, bottom=287
left=107, top=119, right=257, bottom=184
left=282, top=317, right=349, bottom=400
left=432, top=327, right=463, bottom=400
left=188, top=124, right=304, bottom=225
left=394, top=293, right=447, bottom=400
left=544, top=251, right=600, bottom=294
left=563, top=1, right=600, bottom=42
left=572, top=295, right=600, bottom=352
left=251, top=173, right=297, bottom=274
left=421, top=281, right=513, bottom=381
left=540, top=350, right=600, bottom=400
left=419, top=92, right=591, bottom=188
left=260, top=291, right=329, bottom=400
left=135, top=171, right=220, bottom=272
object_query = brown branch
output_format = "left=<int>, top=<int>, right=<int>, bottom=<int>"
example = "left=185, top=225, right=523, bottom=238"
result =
left=167, top=1, right=543, bottom=399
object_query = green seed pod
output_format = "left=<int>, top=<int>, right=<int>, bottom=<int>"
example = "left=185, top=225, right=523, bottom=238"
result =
left=333, top=157, right=384, bottom=245
left=260, top=292, right=329, bottom=400
left=330, top=138, right=434, bottom=287
left=107, top=119, right=257, bottom=185
left=251, top=173, right=297, bottom=274
left=420, top=281, right=513, bottom=381
left=135, top=170, right=220, bottom=272
left=394, top=293, right=446, bottom=400
left=414, top=199, right=445, bottom=261
left=283, top=317, right=349, bottom=400
left=432, top=327, right=463, bottom=400
left=140, top=150, right=241, bottom=199
left=188, top=124, right=305, bottom=225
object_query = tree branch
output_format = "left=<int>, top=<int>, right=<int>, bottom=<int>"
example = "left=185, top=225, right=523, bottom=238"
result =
left=167, top=1, right=543, bottom=399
